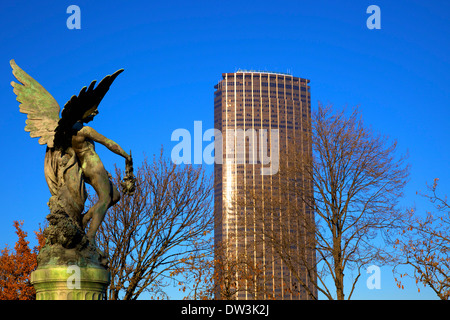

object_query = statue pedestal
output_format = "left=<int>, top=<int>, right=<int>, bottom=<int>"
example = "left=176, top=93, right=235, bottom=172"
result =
left=31, top=266, right=110, bottom=300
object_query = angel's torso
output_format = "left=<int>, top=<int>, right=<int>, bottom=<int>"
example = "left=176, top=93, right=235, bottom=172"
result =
left=71, top=125, right=106, bottom=175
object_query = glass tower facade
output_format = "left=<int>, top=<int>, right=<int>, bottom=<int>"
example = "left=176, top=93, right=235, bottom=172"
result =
left=214, top=70, right=316, bottom=300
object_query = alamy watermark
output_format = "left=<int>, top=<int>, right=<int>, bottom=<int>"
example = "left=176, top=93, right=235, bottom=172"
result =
left=67, top=5, right=81, bottom=30
left=171, top=121, right=280, bottom=175
left=366, top=5, right=381, bottom=30
left=366, top=265, right=381, bottom=290
left=67, top=265, right=81, bottom=289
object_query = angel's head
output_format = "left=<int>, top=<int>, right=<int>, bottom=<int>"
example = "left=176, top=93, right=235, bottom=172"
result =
left=81, top=105, right=99, bottom=123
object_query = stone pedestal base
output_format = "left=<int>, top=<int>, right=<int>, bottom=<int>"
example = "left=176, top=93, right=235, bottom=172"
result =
left=31, top=266, right=110, bottom=300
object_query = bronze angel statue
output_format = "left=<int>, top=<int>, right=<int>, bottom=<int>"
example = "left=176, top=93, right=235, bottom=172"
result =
left=10, top=59, right=135, bottom=249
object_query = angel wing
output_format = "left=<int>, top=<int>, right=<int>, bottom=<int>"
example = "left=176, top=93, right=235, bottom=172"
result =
left=53, top=68, right=124, bottom=150
left=10, top=59, right=60, bottom=148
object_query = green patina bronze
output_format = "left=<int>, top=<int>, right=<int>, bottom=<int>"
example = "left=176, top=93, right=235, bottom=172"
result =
left=31, top=266, right=110, bottom=300
left=10, top=60, right=135, bottom=299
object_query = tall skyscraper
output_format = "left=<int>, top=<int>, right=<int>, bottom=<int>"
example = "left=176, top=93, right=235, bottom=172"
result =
left=214, top=70, right=316, bottom=300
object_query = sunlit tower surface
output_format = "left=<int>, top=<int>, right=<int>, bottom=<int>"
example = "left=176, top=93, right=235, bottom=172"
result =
left=214, top=70, right=316, bottom=299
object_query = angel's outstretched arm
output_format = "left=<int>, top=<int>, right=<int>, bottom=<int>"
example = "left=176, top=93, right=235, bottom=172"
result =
left=79, top=126, right=130, bottom=161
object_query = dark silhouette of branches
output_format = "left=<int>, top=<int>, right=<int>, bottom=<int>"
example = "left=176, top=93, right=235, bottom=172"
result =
left=240, top=103, right=410, bottom=299
left=96, top=150, right=213, bottom=300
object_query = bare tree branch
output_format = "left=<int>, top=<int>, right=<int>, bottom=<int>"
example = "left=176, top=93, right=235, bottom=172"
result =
left=393, top=178, right=449, bottom=300
left=95, top=149, right=213, bottom=300
left=238, top=103, right=410, bottom=300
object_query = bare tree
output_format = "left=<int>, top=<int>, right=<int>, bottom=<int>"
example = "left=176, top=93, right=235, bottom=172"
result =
left=95, top=150, right=213, bottom=300
left=393, top=178, right=450, bottom=300
left=240, top=103, right=410, bottom=300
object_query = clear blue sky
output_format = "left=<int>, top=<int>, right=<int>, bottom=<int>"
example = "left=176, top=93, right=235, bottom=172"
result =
left=0, top=0, right=448, bottom=299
